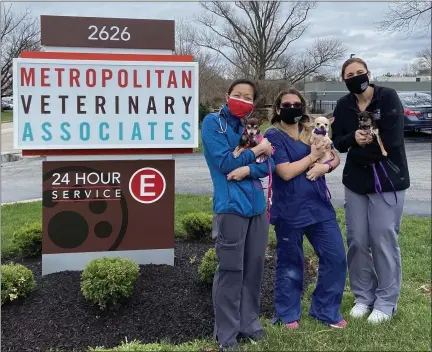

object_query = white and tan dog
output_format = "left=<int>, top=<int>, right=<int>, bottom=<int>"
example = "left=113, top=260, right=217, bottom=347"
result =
left=309, top=115, right=334, bottom=163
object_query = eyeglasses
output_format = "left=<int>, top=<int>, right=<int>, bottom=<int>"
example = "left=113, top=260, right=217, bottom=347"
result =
left=280, top=102, right=302, bottom=109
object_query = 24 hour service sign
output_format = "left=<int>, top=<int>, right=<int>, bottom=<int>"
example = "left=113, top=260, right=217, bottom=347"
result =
left=13, top=58, right=199, bottom=150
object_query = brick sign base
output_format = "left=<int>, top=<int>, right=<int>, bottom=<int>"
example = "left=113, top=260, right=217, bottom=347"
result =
left=42, top=159, right=174, bottom=275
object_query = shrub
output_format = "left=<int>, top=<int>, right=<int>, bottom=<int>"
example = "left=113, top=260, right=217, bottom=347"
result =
left=199, top=103, right=212, bottom=124
left=182, top=212, right=213, bottom=241
left=80, top=257, right=140, bottom=310
left=198, top=248, right=218, bottom=283
left=1, top=263, right=36, bottom=305
left=12, top=222, right=42, bottom=257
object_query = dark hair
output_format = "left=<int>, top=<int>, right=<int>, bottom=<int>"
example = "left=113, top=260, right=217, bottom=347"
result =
left=271, top=88, right=309, bottom=125
left=341, top=58, right=369, bottom=79
left=227, top=79, right=259, bottom=102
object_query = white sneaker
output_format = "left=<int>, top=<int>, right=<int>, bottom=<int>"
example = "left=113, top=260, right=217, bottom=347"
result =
left=367, top=309, right=391, bottom=324
left=350, top=303, right=371, bottom=318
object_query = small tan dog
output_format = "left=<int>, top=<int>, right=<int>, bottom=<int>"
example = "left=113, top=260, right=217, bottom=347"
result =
left=309, top=115, right=334, bottom=163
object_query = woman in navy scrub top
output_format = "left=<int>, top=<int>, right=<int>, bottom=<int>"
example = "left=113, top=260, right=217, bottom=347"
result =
left=264, top=88, right=347, bottom=329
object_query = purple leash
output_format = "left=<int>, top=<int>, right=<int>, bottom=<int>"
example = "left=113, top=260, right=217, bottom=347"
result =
left=371, top=161, right=398, bottom=204
left=315, top=177, right=332, bottom=203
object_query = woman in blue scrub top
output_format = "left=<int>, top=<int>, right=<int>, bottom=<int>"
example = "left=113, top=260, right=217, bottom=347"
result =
left=264, top=88, right=347, bottom=329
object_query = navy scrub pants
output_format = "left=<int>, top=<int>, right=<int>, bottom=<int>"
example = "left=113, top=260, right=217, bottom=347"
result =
left=273, top=217, right=347, bottom=325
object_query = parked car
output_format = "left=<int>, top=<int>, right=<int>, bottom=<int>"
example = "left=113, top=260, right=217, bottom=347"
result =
left=1, top=102, right=12, bottom=111
left=397, top=92, right=432, bottom=132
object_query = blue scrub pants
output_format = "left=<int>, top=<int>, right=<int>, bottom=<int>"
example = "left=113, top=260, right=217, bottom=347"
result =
left=273, top=217, right=347, bottom=325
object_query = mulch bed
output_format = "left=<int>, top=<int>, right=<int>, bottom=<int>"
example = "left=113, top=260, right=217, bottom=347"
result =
left=1, top=240, right=315, bottom=352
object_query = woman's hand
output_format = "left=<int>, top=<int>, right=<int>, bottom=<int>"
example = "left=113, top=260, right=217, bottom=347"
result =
left=227, top=166, right=250, bottom=181
left=310, top=141, right=326, bottom=161
left=252, top=138, right=272, bottom=157
left=355, top=130, right=373, bottom=146
left=306, top=163, right=330, bottom=181
left=260, top=138, right=273, bottom=156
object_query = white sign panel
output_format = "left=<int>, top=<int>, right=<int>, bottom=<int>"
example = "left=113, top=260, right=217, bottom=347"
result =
left=13, top=59, right=199, bottom=149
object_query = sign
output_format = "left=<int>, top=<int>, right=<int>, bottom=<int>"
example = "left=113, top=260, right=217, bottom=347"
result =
left=42, top=159, right=174, bottom=274
left=40, top=15, right=175, bottom=50
left=13, top=57, right=199, bottom=150
left=129, top=168, right=166, bottom=204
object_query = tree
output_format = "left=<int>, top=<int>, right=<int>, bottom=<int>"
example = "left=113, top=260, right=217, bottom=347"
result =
left=414, top=46, right=432, bottom=71
left=269, top=39, right=346, bottom=85
left=400, top=63, right=417, bottom=77
left=1, top=4, right=41, bottom=97
left=194, top=1, right=346, bottom=85
left=376, top=1, right=431, bottom=37
left=175, top=18, right=227, bottom=106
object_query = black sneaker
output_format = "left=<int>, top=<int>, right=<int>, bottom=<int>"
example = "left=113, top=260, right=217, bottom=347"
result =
left=237, top=329, right=266, bottom=343
left=249, top=329, right=266, bottom=341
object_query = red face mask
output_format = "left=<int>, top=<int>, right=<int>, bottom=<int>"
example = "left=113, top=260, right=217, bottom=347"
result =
left=227, top=97, right=254, bottom=118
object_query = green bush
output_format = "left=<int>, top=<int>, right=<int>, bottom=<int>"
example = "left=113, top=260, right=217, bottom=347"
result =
left=182, top=212, right=213, bottom=241
left=80, top=257, right=140, bottom=310
left=12, top=222, right=42, bottom=257
left=199, top=103, right=212, bottom=124
left=1, top=263, right=36, bottom=305
left=198, top=248, right=218, bottom=283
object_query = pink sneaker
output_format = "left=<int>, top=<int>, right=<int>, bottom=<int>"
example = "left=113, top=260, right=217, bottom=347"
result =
left=284, top=321, right=299, bottom=329
left=329, top=319, right=347, bottom=329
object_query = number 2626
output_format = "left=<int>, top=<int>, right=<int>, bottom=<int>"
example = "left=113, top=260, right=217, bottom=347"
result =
left=88, top=25, right=131, bottom=41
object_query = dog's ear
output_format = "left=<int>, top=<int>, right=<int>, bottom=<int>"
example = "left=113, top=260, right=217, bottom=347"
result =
left=327, top=116, right=335, bottom=124
left=258, top=117, right=267, bottom=126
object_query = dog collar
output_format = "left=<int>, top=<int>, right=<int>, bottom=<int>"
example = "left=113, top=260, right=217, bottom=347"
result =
left=313, top=128, right=327, bottom=136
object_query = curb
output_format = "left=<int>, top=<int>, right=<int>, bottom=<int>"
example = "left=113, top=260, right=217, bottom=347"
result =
left=1, top=152, right=23, bottom=163
left=1, top=198, right=42, bottom=206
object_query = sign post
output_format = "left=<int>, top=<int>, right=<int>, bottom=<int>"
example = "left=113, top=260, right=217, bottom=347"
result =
left=13, top=15, right=198, bottom=275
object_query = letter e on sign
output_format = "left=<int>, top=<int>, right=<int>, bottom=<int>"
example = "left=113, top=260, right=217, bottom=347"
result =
left=129, top=168, right=166, bottom=204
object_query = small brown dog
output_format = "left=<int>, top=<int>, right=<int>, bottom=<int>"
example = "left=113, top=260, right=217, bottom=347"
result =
left=233, top=116, right=266, bottom=162
left=357, top=110, right=387, bottom=156
left=310, top=115, right=334, bottom=163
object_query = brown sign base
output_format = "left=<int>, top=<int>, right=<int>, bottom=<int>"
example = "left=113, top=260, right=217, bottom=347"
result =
left=42, top=159, right=174, bottom=274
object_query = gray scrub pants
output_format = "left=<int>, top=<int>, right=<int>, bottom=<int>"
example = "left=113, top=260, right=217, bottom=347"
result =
left=211, top=212, right=269, bottom=347
left=344, top=187, right=405, bottom=316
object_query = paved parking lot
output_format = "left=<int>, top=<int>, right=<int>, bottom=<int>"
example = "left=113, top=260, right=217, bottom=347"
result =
left=1, top=132, right=430, bottom=216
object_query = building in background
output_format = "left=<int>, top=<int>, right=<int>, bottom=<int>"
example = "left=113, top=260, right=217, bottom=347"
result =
left=304, top=74, right=432, bottom=114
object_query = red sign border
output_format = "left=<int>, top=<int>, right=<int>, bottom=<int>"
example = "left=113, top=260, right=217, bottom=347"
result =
left=19, top=51, right=195, bottom=157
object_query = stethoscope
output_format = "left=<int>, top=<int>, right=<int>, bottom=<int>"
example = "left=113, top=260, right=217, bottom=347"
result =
left=217, top=107, right=228, bottom=134
left=216, top=106, right=254, bottom=134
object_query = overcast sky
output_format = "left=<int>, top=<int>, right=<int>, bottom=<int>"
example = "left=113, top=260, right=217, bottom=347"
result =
left=8, top=1, right=431, bottom=77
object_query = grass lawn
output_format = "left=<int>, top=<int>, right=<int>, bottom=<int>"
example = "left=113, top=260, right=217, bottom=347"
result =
left=1, top=195, right=430, bottom=351
left=1, top=110, right=13, bottom=123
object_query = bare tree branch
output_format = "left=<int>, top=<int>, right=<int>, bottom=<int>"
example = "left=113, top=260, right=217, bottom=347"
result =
left=1, top=4, right=41, bottom=97
left=174, top=18, right=228, bottom=105
left=194, top=1, right=321, bottom=82
left=375, top=1, right=431, bottom=37
left=268, top=38, right=347, bottom=85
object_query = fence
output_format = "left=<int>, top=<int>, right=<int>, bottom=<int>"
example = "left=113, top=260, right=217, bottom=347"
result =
left=308, top=100, right=337, bottom=114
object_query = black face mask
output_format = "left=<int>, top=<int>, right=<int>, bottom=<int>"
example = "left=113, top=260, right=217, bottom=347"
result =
left=279, top=107, right=303, bottom=125
left=344, top=73, right=369, bottom=94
